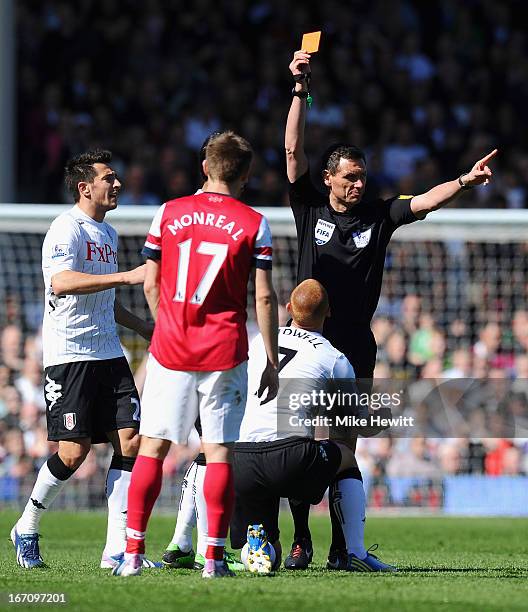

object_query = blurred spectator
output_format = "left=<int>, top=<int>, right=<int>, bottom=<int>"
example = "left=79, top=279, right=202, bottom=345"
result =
left=399, top=294, right=422, bottom=336
left=15, top=358, right=45, bottom=412
left=381, top=122, right=429, bottom=183
left=372, top=317, right=394, bottom=361
left=184, top=105, right=221, bottom=150
left=1, top=325, right=24, bottom=373
left=409, top=314, right=435, bottom=365
left=383, top=329, right=417, bottom=380
left=485, top=440, right=518, bottom=476
left=250, top=169, right=287, bottom=207
left=438, top=441, right=465, bottom=475
left=1, top=430, right=31, bottom=478
left=1, top=386, right=23, bottom=429
left=502, top=171, right=526, bottom=209
left=442, top=348, right=472, bottom=378
left=118, top=164, right=158, bottom=206
left=512, top=310, right=528, bottom=353
left=387, top=438, right=442, bottom=478
left=164, top=168, right=193, bottom=200
left=473, top=322, right=501, bottom=362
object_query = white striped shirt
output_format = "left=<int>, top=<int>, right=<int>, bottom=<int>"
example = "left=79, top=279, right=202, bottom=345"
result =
left=42, top=206, right=123, bottom=367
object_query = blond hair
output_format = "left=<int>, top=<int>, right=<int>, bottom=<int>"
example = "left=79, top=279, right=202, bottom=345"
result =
left=205, top=131, right=252, bottom=183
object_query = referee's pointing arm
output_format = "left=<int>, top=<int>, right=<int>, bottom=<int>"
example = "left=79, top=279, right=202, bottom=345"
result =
left=410, top=149, right=498, bottom=219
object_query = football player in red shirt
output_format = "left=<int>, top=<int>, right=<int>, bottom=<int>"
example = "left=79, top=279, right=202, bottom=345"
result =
left=114, top=131, right=279, bottom=578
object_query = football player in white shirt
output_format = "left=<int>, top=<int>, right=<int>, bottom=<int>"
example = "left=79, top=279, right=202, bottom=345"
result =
left=230, top=279, right=397, bottom=573
left=11, top=150, right=157, bottom=570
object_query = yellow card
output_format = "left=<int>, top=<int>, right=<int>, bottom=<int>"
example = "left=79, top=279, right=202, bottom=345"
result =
left=301, top=31, right=321, bottom=53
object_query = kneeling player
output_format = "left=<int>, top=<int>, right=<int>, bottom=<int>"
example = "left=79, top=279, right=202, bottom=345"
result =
left=231, top=279, right=397, bottom=573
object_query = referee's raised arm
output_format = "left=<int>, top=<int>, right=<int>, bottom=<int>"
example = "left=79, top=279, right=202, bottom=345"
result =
left=285, top=50, right=311, bottom=183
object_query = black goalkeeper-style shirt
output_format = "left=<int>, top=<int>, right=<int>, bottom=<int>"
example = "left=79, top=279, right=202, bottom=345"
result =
left=289, top=170, right=418, bottom=346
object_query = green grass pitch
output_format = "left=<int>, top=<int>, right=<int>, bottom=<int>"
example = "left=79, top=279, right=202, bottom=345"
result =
left=1, top=511, right=527, bottom=612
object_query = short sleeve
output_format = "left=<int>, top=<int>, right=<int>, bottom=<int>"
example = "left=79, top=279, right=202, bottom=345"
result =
left=142, top=203, right=166, bottom=260
left=387, top=195, right=418, bottom=228
left=42, top=218, right=80, bottom=276
left=331, top=353, right=356, bottom=380
left=289, top=170, right=327, bottom=218
left=253, top=216, right=272, bottom=270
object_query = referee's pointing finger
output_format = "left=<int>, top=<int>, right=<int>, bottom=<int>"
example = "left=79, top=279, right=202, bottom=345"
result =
left=478, top=148, right=498, bottom=168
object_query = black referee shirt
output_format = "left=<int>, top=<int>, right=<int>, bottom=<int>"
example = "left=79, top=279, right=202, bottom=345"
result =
left=290, top=170, right=418, bottom=341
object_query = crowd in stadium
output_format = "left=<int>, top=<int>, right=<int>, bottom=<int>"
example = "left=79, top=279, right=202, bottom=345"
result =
left=15, top=0, right=528, bottom=208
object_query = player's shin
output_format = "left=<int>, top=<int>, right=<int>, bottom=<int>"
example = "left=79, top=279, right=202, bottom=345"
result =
left=125, top=455, right=163, bottom=555
left=104, top=455, right=135, bottom=557
left=194, top=458, right=208, bottom=560
left=203, top=462, right=234, bottom=560
left=329, top=494, right=347, bottom=552
left=289, top=499, right=312, bottom=542
left=330, top=468, right=367, bottom=559
left=17, top=453, right=77, bottom=534
left=169, top=460, right=198, bottom=552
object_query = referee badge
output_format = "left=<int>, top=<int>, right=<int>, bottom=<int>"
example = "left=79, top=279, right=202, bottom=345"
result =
left=63, top=413, right=77, bottom=431
left=315, top=219, right=336, bottom=245
left=352, top=227, right=372, bottom=248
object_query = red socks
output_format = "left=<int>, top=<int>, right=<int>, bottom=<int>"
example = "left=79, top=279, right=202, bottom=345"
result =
left=203, top=462, right=234, bottom=560
left=125, top=457, right=234, bottom=560
left=125, top=455, right=163, bottom=554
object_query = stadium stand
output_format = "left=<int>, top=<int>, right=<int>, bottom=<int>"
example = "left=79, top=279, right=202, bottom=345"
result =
left=14, top=0, right=528, bottom=207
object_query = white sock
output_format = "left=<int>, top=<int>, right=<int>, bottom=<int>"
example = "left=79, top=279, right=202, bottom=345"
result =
left=194, top=463, right=208, bottom=557
left=16, top=460, right=70, bottom=534
left=331, top=477, right=367, bottom=559
left=206, top=536, right=226, bottom=552
left=170, top=461, right=198, bottom=551
left=104, top=466, right=132, bottom=557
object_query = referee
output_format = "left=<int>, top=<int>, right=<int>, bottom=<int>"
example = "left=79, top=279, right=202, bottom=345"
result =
left=283, top=48, right=498, bottom=568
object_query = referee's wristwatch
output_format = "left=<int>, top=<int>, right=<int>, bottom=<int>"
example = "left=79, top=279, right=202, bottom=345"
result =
left=458, top=173, right=473, bottom=189
left=292, top=88, right=309, bottom=99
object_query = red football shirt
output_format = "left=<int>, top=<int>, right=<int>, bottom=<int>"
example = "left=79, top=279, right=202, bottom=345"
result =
left=142, top=192, right=272, bottom=371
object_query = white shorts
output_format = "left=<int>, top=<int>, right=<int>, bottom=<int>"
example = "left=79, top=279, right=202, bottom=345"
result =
left=139, top=354, right=248, bottom=444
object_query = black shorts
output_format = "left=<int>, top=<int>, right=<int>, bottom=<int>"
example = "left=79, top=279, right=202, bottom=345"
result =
left=230, top=437, right=341, bottom=548
left=44, top=357, right=140, bottom=443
